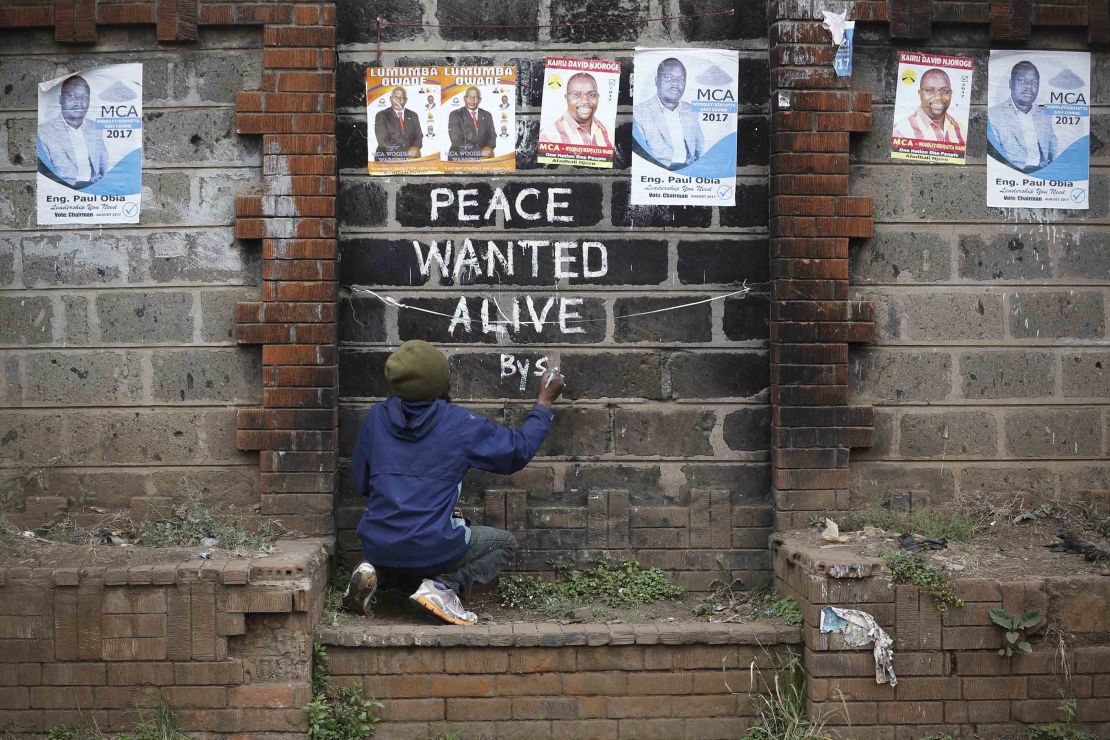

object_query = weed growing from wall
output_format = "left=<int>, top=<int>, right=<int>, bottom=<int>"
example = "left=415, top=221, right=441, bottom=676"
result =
left=308, top=644, right=382, bottom=740
left=883, top=551, right=964, bottom=616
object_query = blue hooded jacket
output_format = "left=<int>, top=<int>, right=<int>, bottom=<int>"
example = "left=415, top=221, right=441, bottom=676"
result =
left=352, top=397, right=553, bottom=569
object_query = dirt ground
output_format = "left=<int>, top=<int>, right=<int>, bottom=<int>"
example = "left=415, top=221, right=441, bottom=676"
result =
left=788, top=516, right=1110, bottom=580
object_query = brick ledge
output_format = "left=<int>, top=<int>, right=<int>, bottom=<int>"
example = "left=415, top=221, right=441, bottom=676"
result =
left=317, top=620, right=801, bottom=648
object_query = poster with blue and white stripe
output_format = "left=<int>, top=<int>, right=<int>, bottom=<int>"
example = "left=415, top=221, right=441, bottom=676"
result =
left=986, top=50, right=1089, bottom=210
left=37, top=63, right=142, bottom=225
left=631, top=47, right=738, bottom=206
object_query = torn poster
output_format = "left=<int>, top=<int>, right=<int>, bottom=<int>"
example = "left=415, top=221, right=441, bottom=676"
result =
left=891, top=51, right=973, bottom=164
left=987, top=50, right=1090, bottom=209
left=631, top=47, right=739, bottom=206
left=37, top=63, right=143, bottom=225
left=820, top=606, right=897, bottom=686
left=537, top=57, right=620, bottom=168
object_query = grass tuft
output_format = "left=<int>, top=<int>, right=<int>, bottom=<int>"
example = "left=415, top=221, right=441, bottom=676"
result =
left=498, top=558, right=683, bottom=616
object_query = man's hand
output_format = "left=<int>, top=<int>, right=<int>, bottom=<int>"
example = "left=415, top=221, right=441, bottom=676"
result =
left=537, top=368, right=564, bottom=408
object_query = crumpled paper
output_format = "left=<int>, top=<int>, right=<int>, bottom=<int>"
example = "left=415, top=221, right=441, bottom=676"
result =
left=820, top=606, right=898, bottom=686
left=821, top=10, right=848, bottom=45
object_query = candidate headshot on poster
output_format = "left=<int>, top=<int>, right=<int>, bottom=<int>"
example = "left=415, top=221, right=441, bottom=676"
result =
left=537, top=58, right=620, bottom=169
left=630, top=47, right=739, bottom=206
left=985, top=50, right=1089, bottom=210
left=36, top=63, right=143, bottom=225
left=890, top=52, right=973, bottom=165
left=365, top=66, right=443, bottom=176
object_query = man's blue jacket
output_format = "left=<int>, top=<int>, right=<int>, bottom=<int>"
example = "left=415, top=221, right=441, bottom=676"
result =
left=352, top=397, right=553, bottom=569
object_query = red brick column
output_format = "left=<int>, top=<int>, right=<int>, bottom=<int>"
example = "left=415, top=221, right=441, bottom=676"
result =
left=231, top=7, right=338, bottom=538
left=768, top=2, right=876, bottom=529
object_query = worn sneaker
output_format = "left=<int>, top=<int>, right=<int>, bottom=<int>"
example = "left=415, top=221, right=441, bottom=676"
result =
left=410, top=579, right=478, bottom=626
left=341, top=562, right=378, bottom=617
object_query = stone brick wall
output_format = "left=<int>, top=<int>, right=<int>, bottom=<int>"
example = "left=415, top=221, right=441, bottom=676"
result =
left=774, top=534, right=1110, bottom=738
left=0, top=24, right=265, bottom=526
left=846, top=17, right=1110, bottom=510
left=319, top=620, right=800, bottom=740
left=335, top=0, right=775, bottom=589
left=0, top=541, right=329, bottom=737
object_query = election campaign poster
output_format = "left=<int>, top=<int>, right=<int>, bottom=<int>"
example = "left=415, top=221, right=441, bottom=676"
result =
left=891, top=51, right=972, bottom=164
left=37, top=63, right=142, bottom=225
left=987, top=50, right=1090, bottom=210
left=537, top=57, right=619, bottom=168
left=366, top=66, right=442, bottom=176
left=442, top=66, right=517, bottom=173
left=631, top=47, right=739, bottom=206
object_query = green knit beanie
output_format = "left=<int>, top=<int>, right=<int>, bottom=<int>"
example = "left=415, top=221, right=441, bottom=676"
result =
left=384, top=340, right=450, bottom=401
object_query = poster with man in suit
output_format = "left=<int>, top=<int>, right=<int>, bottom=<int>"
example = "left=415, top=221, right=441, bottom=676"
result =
left=442, top=66, right=516, bottom=172
left=986, top=50, right=1089, bottom=209
left=36, top=63, right=142, bottom=224
left=631, top=48, right=738, bottom=206
left=366, top=67, right=442, bottom=175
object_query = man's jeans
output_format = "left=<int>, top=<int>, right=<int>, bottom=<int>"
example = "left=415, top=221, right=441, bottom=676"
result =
left=435, top=526, right=517, bottom=598
left=374, top=526, right=517, bottom=599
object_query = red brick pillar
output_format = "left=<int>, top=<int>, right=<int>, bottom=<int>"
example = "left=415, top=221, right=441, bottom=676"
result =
left=768, top=1, right=876, bottom=529
left=232, top=5, right=339, bottom=537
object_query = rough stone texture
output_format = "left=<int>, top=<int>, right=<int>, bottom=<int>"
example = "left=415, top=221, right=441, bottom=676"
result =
left=899, top=411, right=998, bottom=459
left=960, top=351, right=1055, bottom=400
left=851, top=349, right=953, bottom=403
left=848, top=29, right=1110, bottom=505
left=1004, top=409, right=1103, bottom=459
left=0, top=28, right=264, bottom=523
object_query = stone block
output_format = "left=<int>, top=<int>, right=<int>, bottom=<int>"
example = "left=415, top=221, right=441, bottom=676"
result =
left=397, top=296, right=605, bottom=345
left=96, top=291, right=195, bottom=344
left=615, top=409, right=714, bottom=456
left=611, top=182, right=713, bottom=228
left=851, top=348, right=952, bottom=403
left=561, top=352, right=665, bottom=400
left=338, top=180, right=389, bottom=229
left=719, top=182, right=770, bottom=228
left=508, top=407, right=610, bottom=457
left=899, top=411, right=997, bottom=458
left=678, top=239, right=769, bottom=286
left=850, top=230, right=952, bottom=284
left=669, top=352, right=769, bottom=399
left=0, top=178, right=35, bottom=230
left=0, top=413, right=65, bottom=465
left=1058, top=228, right=1110, bottom=280
left=1010, top=291, right=1105, bottom=339
left=723, top=294, right=770, bottom=341
left=679, top=464, right=769, bottom=506
left=151, top=348, right=262, bottom=403
left=958, top=232, right=1054, bottom=280
left=850, top=463, right=955, bottom=508
left=0, top=296, right=52, bottom=344
left=338, top=349, right=390, bottom=399
left=0, top=235, right=15, bottom=285
left=197, top=170, right=260, bottom=225
left=1004, top=409, right=1102, bottom=458
left=960, top=350, right=1055, bottom=399
left=337, top=0, right=423, bottom=44
left=1063, top=351, right=1109, bottom=397
left=722, top=407, right=771, bottom=453
left=1059, top=465, right=1110, bottom=500
left=565, top=464, right=662, bottom=504
left=550, top=0, right=646, bottom=43
left=447, top=352, right=550, bottom=399
left=198, top=409, right=252, bottom=463
left=144, top=108, right=260, bottom=165
left=24, top=351, right=143, bottom=405
left=679, top=0, right=767, bottom=39
left=200, top=288, right=259, bottom=343
left=63, top=296, right=89, bottom=344
left=66, top=410, right=203, bottom=465
left=895, top=292, right=1005, bottom=341
left=149, top=468, right=259, bottom=508
left=957, top=466, right=1058, bottom=502
left=614, top=297, right=712, bottom=343
left=567, top=240, right=668, bottom=286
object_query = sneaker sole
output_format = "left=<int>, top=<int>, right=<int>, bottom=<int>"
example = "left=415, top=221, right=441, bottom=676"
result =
left=412, top=594, right=476, bottom=626
left=342, top=571, right=376, bottom=616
